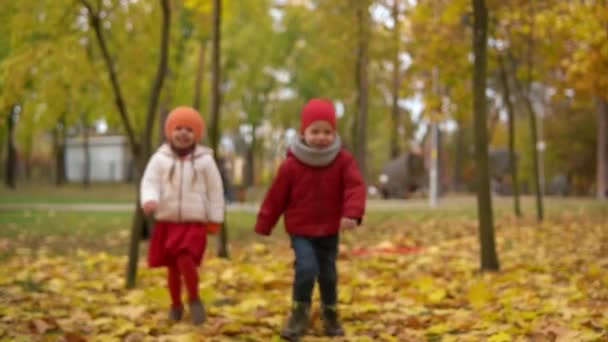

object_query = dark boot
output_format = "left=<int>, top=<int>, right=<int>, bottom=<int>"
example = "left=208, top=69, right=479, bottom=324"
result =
left=280, top=302, right=310, bottom=341
left=189, top=299, right=205, bottom=325
left=321, top=305, right=344, bottom=337
left=168, top=305, right=183, bottom=322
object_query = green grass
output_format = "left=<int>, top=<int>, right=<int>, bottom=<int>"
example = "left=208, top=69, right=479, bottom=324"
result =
left=0, top=182, right=136, bottom=204
left=0, top=210, right=132, bottom=258
left=0, top=183, right=266, bottom=204
left=2, top=194, right=608, bottom=259
left=0, top=209, right=264, bottom=258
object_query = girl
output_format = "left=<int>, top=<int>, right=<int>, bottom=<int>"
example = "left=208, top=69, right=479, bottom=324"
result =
left=140, top=106, right=224, bottom=325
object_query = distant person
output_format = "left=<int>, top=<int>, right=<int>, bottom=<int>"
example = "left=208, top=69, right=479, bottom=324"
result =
left=140, top=106, right=225, bottom=325
left=254, top=98, right=366, bottom=340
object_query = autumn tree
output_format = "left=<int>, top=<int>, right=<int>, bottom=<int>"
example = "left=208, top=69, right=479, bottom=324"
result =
left=473, top=0, right=499, bottom=271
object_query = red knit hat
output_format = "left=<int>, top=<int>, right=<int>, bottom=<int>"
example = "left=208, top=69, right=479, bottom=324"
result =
left=164, top=106, right=205, bottom=141
left=300, top=98, right=337, bottom=134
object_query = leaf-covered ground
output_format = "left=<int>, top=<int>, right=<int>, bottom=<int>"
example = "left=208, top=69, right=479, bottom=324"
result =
left=1, top=207, right=608, bottom=341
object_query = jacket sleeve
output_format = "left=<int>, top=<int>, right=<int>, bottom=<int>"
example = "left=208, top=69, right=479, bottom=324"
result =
left=203, top=155, right=225, bottom=223
left=140, top=154, right=162, bottom=207
left=254, top=161, right=292, bottom=235
left=342, top=156, right=366, bottom=222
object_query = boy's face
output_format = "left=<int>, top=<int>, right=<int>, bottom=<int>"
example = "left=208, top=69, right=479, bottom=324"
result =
left=303, top=120, right=335, bottom=148
left=170, top=125, right=196, bottom=149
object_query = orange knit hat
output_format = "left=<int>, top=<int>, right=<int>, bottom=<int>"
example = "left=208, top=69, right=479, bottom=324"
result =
left=164, top=106, right=205, bottom=142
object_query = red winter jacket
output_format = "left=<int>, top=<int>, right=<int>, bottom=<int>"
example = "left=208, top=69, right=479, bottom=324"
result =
left=255, top=149, right=366, bottom=237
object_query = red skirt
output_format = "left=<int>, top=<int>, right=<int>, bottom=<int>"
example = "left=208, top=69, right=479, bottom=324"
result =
left=147, top=221, right=207, bottom=268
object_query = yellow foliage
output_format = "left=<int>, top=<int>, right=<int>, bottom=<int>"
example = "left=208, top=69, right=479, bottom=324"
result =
left=1, top=207, right=608, bottom=340
left=467, top=280, right=493, bottom=308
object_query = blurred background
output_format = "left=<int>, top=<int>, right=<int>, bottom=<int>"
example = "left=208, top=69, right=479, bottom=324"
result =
left=1, top=0, right=605, bottom=201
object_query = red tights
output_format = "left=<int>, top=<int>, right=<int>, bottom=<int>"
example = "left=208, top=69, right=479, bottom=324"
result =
left=167, top=252, right=199, bottom=308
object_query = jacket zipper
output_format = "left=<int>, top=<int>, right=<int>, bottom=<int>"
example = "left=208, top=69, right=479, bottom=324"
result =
left=178, top=160, right=183, bottom=221
left=315, top=169, right=322, bottom=228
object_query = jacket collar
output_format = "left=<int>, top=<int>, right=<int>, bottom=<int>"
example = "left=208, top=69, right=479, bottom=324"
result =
left=158, top=143, right=213, bottom=159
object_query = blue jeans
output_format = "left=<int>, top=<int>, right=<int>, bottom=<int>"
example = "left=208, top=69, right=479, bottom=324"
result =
left=290, top=234, right=339, bottom=305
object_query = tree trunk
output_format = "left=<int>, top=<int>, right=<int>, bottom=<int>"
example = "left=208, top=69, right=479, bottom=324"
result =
left=209, top=0, right=221, bottom=156
left=5, top=105, right=17, bottom=189
left=597, top=97, right=608, bottom=199
left=498, top=54, right=521, bottom=216
left=390, top=0, right=401, bottom=159
left=24, top=136, right=32, bottom=181
left=526, top=92, right=543, bottom=221
left=54, top=115, right=66, bottom=186
left=472, top=0, right=499, bottom=271
left=244, top=122, right=257, bottom=187
left=126, top=157, right=150, bottom=286
left=126, top=0, right=171, bottom=289
left=509, top=53, right=543, bottom=222
left=453, top=125, right=465, bottom=191
left=80, top=0, right=139, bottom=156
left=354, top=0, right=369, bottom=181
left=193, top=40, right=207, bottom=111
left=210, top=0, right=229, bottom=259
left=429, top=122, right=439, bottom=206
left=526, top=0, right=543, bottom=221
left=245, top=141, right=255, bottom=187
left=82, top=115, right=91, bottom=189
left=429, top=68, right=440, bottom=206
left=158, top=105, right=170, bottom=147
left=0, top=123, right=5, bottom=179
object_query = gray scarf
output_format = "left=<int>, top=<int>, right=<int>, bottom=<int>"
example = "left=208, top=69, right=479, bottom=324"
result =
left=290, top=135, right=341, bottom=167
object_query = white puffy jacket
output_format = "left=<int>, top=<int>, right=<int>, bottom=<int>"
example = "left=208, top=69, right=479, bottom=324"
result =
left=140, top=144, right=225, bottom=223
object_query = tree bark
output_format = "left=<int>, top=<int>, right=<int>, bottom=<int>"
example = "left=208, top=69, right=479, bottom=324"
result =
left=193, top=40, right=207, bottom=112
left=5, top=105, right=17, bottom=189
left=80, top=0, right=139, bottom=158
left=245, top=126, right=256, bottom=187
left=390, top=0, right=401, bottom=159
left=354, top=0, right=369, bottom=181
left=0, top=124, right=4, bottom=180
left=24, top=134, right=32, bottom=181
left=210, top=0, right=229, bottom=259
left=82, top=114, right=91, bottom=189
left=157, top=104, right=170, bottom=147
left=209, top=0, right=221, bottom=156
left=597, top=97, right=608, bottom=199
left=509, top=52, right=543, bottom=222
left=126, top=0, right=171, bottom=289
left=527, top=0, right=543, bottom=221
left=472, top=0, right=499, bottom=271
left=498, top=54, right=521, bottom=216
left=54, top=115, right=66, bottom=186
left=453, top=125, right=466, bottom=191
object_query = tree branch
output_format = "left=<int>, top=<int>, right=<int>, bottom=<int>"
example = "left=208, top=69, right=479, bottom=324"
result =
left=141, top=0, right=171, bottom=158
left=78, top=0, right=94, bottom=15
left=80, top=0, right=139, bottom=156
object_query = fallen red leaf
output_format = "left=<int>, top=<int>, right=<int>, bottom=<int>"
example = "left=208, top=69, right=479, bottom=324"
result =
left=350, top=246, right=423, bottom=256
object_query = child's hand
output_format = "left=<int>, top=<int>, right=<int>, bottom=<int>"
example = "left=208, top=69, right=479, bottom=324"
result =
left=340, top=217, right=357, bottom=230
left=142, top=201, right=157, bottom=215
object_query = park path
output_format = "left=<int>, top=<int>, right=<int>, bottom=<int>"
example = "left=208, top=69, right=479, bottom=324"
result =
left=0, top=198, right=477, bottom=212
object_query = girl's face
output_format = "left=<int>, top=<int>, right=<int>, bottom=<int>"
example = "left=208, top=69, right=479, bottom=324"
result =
left=303, top=120, right=335, bottom=148
left=170, top=125, right=195, bottom=149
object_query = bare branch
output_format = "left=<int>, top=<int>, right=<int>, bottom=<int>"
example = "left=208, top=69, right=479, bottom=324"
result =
left=82, top=0, right=139, bottom=156
left=141, top=0, right=171, bottom=158
left=78, top=0, right=95, bottom=15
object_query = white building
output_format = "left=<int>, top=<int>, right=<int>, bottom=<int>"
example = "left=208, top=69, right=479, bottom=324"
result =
left=65, top=135, right=132, bottom=182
